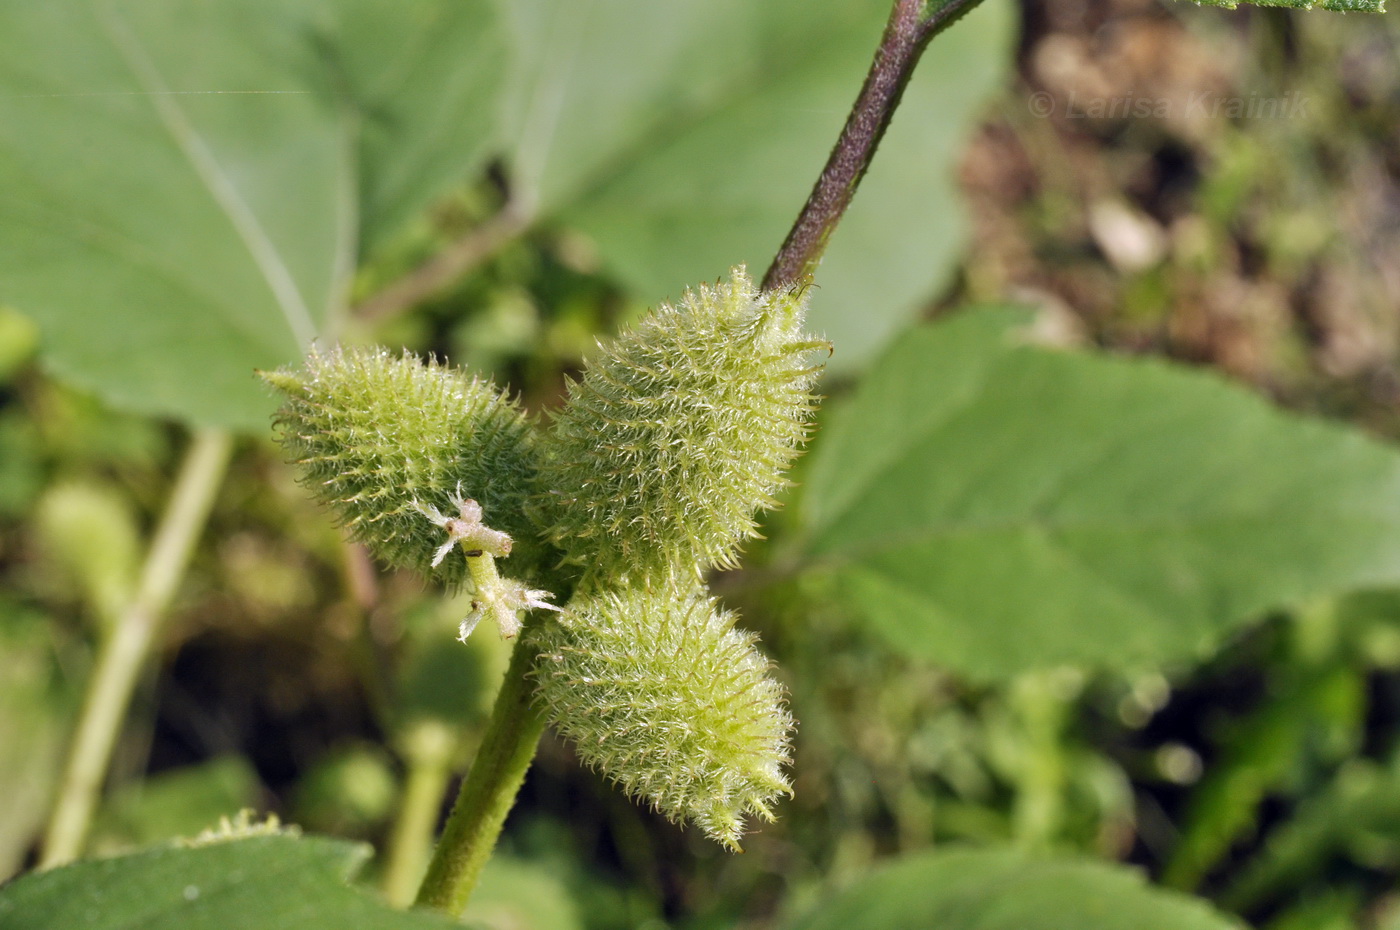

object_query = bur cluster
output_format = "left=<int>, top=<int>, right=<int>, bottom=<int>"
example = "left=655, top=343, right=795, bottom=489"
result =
left=265, top=266, right=824, bottom=850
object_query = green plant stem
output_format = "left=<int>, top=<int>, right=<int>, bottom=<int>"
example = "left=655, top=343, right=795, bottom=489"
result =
left=762, top=0, right=989, bottom=291
left=39, top=428, right=233, bottom=868
left=1009, top=671, right=1077, bottom=850
left=382, top=721, right=459, bottom=908
left=414, top=631, right=547, bottom=914
left=352, top=200, right=528, bottom=325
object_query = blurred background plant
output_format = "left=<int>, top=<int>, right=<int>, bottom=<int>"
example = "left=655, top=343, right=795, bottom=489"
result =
left=0, top=0, right=1398, bottom=928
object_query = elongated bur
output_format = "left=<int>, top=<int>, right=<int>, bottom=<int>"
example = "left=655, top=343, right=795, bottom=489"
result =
left=534, top=582, right=793, bottom=849
left=263, top=346, right=543, bottom=586
left=537, top=266, right=825, bottom=582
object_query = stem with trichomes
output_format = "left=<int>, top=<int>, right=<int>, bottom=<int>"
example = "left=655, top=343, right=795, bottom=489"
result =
left=413, top=631, right=548, bottom=913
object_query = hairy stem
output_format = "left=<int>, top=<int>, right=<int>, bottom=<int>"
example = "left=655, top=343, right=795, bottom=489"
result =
left=414, top=631, right=547, bottom=914
left=762, top=0, right=989, bottom=291
left=40, top=428, right=233, bottom=867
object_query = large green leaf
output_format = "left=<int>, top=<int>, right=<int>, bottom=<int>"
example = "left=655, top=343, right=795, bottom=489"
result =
left=0, top=833, right=463, bottom=930
left=784, top=848, right=1241, bottom=930
left=503, top=0, right=1012, bottom=371
left=0, top=0, right=505, bottom=430
left=799, top=308, right=1400, bottom=679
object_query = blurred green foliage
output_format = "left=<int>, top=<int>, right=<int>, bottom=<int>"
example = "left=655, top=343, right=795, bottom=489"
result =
left=0, top=0, right=1398, bottom=929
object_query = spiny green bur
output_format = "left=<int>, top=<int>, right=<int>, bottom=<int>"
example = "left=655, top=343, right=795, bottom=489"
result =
left=537, top=266, right=825, bottom=583
left=262, top=346, right=543, bottom=586
left=534, top=581, right=793, bottom=849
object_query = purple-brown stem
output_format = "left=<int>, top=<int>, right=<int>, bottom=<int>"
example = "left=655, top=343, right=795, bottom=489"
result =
left=762, top=0, right=988, bottom=292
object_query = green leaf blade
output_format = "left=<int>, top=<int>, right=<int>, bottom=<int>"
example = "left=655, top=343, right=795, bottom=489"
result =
left=784, top=848, right=1242, bottom=930
left=0, top=834, right=465, bottom=930
left=337, top=0, right=508, bottom=256
left=0, top=3, right=343, bottom=428
left=0, top=0, right=507, bottom=430
left=801, top=309, right=1400, bottom=678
